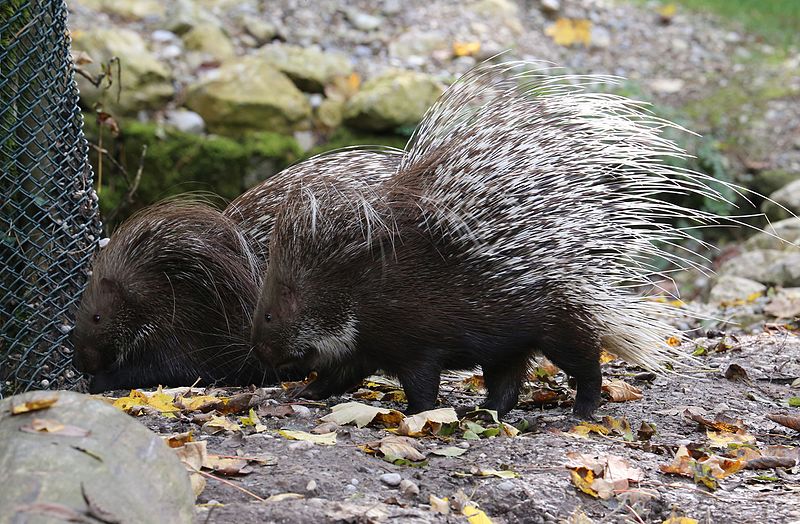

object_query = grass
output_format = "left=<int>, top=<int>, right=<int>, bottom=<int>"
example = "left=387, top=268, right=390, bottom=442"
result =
left=657, top=0, right=800, bottom=48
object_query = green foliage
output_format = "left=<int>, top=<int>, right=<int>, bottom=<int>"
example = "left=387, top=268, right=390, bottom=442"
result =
left=655, top=0, right=800, bottom=48
left=84, top=119, right=301, bottom=230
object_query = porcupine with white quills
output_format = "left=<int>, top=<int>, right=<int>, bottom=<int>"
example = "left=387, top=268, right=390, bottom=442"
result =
left=250, top=62, right=765, bottom=419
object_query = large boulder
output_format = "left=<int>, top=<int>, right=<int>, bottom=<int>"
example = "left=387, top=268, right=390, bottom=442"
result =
left=743, top=217, right=800, bottom=252
left=164, top=0, right=218, bottom=34
left=72, top=0, right=166, bottom=19
left=182, top=23, right=236, bottom=61
left=343, top=70, right=442, bottom=131
left=708, top=275, right=766, bottom=305
left=258, top=44, right=352, bottom=93
left=0, top=391, right=194, bottom=523
left=72, top=28, right=173, bottom=114
left=185, top=56, right=312, bottom=135
left=719, top=249, right=800, bottom=287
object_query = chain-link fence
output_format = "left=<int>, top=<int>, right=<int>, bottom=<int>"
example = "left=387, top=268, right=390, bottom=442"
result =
left=1, top=0, right=101, bottom=398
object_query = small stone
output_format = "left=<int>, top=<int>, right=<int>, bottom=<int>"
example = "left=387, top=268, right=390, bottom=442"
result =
left=350, top=478, right=359, bottom=485
left=243, top=18, right=277, bottom=45
left=346, top=9, right=383, bottom=31
left=379, top=473, right=402, bottom=487
left=98, top=237, right=110, bottom=248
left=57, top=324, right=72, bottom=335
left=164, top=109, right=205, bottom=134
left=540, top=0, right=560, bottom=14
left=306, top=479, right=317, bottom=492
left=151, top=30, right=178, bottom=43
left=293, top=130, right=315, bottom=152
left=292, top=405, right=312, bottom=417
left=497, top=480, right=515, bottom=491
left=457, top=441, right=470, bottom=449
left=382, top=0, right=402, bottom=15
left=649, top=78, right=685, bottom=94
left=344, top=484, right=357, bottom=494
left=399, top=479, right=419, bottom=497
left=312, top=421, right=338, bottom=434
left=288, top=440, right=315, bottom=451
left=591, top=26, right=611, bottom=49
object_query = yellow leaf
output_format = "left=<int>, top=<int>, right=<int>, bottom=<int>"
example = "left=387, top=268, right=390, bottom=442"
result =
left=278, top=429, right=337, bottom=445
left=545, top=18, right=592, bottom=47
left=666, top=336, right=682, bottom=347
left=453, top=41, right=481, bottom=57
left=320, top=401, right=404, bottom=428
left=599, top=350, right=617, bottom=364
left=706, top=430, right=756, bottom=449
left=11, top=395, right=58, bottom=414
left=463, top=504, right=493, bottom=524
left=178, top=395, right=223, bottom=412
left=202, top=415, right=241, bottom=434
left=657, top=4, right=677, bottom=19
left=164, top=431, right=193, bottom=448
left=662, top=518, right=698, bottom=524
left=570, top=422, right=610, bottom=437
left=569, top=469, right=599, bottom=497
left=478, top=468, right=518, bottom=479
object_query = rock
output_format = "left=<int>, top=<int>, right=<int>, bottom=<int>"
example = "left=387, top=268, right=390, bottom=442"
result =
left=708, top=275, right=766, bottom=305
left=540, top=0, right=561, bottom=15
left=754, top=170, right=800, bottom=198
left=317, top=98, right=344, bottom=128
left=182, top=23, right=236, bottom=60
left=649, top=78, right=685, bottom=94
left=185, top=56, right=311, bottom=135
left=292, top=405, right=313, bottom=417
left=259, top=43, right=353, bottom=93
left=383, top=0, right=402, bottom=15
left=380, top=473, right=402, bottom=487
left=744, top=218, right=800, bottom=252
left=764, top=287, right=800, bottom=318
left=0, top=391, right=194, bottom=522
left=497, top=480, right=516, bottom=491
left=75, top=0, right=165, bottom=19
left=243, top=18, right=278, bottom=45
left=467, top=0, right=523, bottom=35
left=388, top=29, right=449, bottom=60
left=399, top=479, right=420, bottom=497
left=294, top=130, right=315, bottom=152
left=346, top=9, right=384, bottom=31
left=164, top=109, right=205, bottom=134
left=763, top=178, right=800, bottom=220
left=344, top=70, right=443, bottom=131
left=71, top=28, right=173, bottom=115
left=306, top=479, right=318, bottom=492
left=165, top=0, right=218, bottom=34
left=152, top=30, right=179, bottom=43
left=720, top=249, right=800, bottom=287
left=591, top=26, right=612, bottom=49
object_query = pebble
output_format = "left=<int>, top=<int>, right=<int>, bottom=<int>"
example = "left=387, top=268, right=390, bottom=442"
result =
left=346, top=10, right=383, bottom=31
left=540, top=0, right=560, bottom=14
left=497, top=480, right=515, bottom=492
left=288, top=440, right=315, bottom=451
left=399, top=479, right=419, bottom=497
left=152, top=30, right=178, bottom=42
left=344, top=484, right=357, bottom=494
left=457, top=441, right=470, bottom=449
left=306, top=479, right=317, bottom=492
left=291, top=405, right=312, bottom=417
left=380, top=473, right=402, bottom=486
left=164, top=109, right=205, bottom=134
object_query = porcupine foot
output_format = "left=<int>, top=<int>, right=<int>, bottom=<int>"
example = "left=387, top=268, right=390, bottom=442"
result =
left=288, top=363, right=372, bottom=400
left=542, top=348, right=602, bottom=420
left=478, top=354, right=531, bottom=419
left=397, top=364, right=441, bottom=415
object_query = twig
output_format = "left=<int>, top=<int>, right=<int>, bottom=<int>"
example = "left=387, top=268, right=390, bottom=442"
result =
left=124, top=144, right=147, bottom=205
left=191, top=467, right=266, bottom=502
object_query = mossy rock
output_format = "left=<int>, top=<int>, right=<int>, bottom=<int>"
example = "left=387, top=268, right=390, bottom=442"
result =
left=304, top=127, right=409, bottom=159
left=83, top=119, right=301, bottom=229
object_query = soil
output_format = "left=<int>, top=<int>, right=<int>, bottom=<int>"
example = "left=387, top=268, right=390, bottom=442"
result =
left=113, top=331, right=800, bottom=524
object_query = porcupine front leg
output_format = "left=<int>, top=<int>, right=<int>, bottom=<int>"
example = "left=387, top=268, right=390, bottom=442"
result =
left=290, top=361, right=373, bottom=400
left=479, top=352, right=531, bottom=418
left=396, top=363, right=442, bottom=415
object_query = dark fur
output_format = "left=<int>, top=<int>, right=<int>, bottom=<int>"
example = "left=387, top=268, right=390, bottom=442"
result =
left=72, top=201, right=272, bottom=392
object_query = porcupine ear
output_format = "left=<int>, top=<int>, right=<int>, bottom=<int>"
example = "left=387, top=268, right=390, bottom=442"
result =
left=98, top=277, right=132, bottom=303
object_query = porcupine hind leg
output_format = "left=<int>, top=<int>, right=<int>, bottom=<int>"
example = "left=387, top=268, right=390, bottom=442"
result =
left=397, top=363, right=442, bottom=415
left=540, top=339, right=602, bottom=419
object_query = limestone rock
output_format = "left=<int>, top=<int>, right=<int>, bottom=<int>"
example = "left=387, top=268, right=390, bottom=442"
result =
left=259, top=43, right=352, bottom=93
left=317, top=98, right=344, bottom=128
left=165, top=0, right=218, bottom=35
left=186, top=56, right=311, bottom=135
left=71, top=28, right=173, bottom=114
left=388, top=30, right=449, bottom=60
left=743, top=218, right=800, bottom=252
left=708, top=275, right=766, bottom=305
left=0, top=391, right=194, bottom=523
left=344, top=70, right=443, bottom=131
left=164, top=109, right=206, bottom=134
left=720, top=249, right=800, bottom=287
left=182, top=23, right=236, bottom=61
left=74, top=0, right=165, bottom=19
left=763, top=178, right=800, bottom=220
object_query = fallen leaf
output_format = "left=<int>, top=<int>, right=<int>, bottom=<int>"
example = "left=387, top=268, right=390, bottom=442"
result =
left=202, top=415, right=241, bottom=435
left=429, top=494, right=450, bottom=514
left=278, top=429, right=336, bottom=445
left=11, top=396, right=58, bottom=414
left=569, top=469, right=598, bottom=498
left=602, top=380, right=642, bottom=402
left=569, top=422, right=610, bottom=438
left=638, top=421, right=656, bottom=441
left=430, top=446, right=467, bottom=458
left=453, top=41, right=481, bottom=57
left=684, top=410, right=746, bottom=433
left=175, top=441, right=208, bottom=472
left=724, top=363, right=749, bottom=382
left=602, top=415, right=634, bottom=441
left=478, top=468, right=518, bottom=479
left=462, top=504, right=492, bottom=524
left=545, top=18, right=592, bottom=47
left=662, top=518, right=697, bottom=524
left=352, top=389, right=384, bottom=401
left=164, top=431, right=194, bottom=448
left=20, top=418, right=89, bottom=437
left=365, top=435, right=426, bottom=462
left=745, top=456, right=797, bottom=469
left=398, top=408, right=459, bottom=437
left=767, top=413, right=800, bottom=431
left=320, top=401, right=404, bottom=428
left=203, top=454, right=250, bottom=476
left=258, top=404, right=295, bottom=418
left=265, top=493, right=305, bottom=502
left=706, top=430, right=756, bottom=449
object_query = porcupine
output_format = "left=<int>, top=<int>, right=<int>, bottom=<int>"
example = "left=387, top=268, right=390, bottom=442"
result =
left=72, top=157, right=397, bottom=393
left=250, top=62, right=763, bottom=419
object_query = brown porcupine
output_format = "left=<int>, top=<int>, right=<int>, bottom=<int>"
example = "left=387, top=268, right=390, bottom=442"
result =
left=72, top=155, right=398, bottom=392
left=250, top=62, right=772, bottom=419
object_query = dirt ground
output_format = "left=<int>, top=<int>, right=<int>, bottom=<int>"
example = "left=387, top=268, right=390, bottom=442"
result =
left=107, top=329, right=800, bottom=524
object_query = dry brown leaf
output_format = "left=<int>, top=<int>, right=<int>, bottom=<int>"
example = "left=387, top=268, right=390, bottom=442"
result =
left=164, top=431, right=194, bottom=448
left=203, top=454, right=251, bottom=476
left=566, top=452, right=643, bottom=500
left=706, top=430, right=755, bottom=449
left=258, top=404, right=295, bottom=418
left=684, top=410, right=746, bottom=433
left=366, top=435, right=426, bottom=461
left=767, top=413, right=800, bottom=431
left=174, top=440, right=207, bottom=472
left=320, top=401, right=404, bottom=428
left=602, top=380, right=642, bottom=402
left=429, top=494, right=450, bottom=514
left=265, top=493, right=305, bottom=502
left=20, top=418, right=89, bottom=437
left=202, top=415, right=241, bottom=434
left=278, top=429, right=336, bottom=445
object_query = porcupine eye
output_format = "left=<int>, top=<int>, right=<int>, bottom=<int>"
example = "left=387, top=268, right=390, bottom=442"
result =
left=264, top=313, right=272, bottom=322
left=92, top=314, right=101, bottom=323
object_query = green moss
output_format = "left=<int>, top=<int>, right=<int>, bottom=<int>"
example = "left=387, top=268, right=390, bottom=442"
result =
left=84, top=119, right=301, bottom=229
left=304, top=127, right=409, bottom=159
